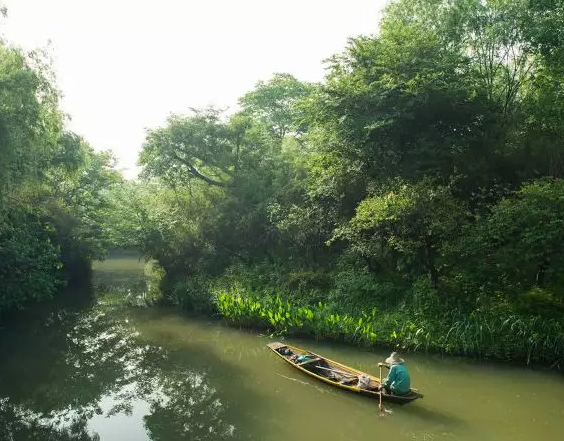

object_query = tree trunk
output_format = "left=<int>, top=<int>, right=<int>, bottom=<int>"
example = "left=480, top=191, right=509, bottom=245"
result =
left=536, top=256, right=550, bottom=287
left=424, top=238, right=439, bottom=290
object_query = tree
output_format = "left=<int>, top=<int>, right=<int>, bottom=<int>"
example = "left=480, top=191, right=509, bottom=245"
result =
left=128, top=0, right=564, bottom=333
left=139, top=107, right=234, bottom=188
left=45, top=133, right=122, bottom=267
left=133, top=75, right=324, bottom=299
left=0, top=38, right=122, bottom=314
left=0, top=209, right=62, bottom=313
left=0, top=44, right=61, bottom=195
left=336, top=182, right=466, bottom=289
left=456, top=179, right=564, bottom=298
left=239, top=73, right=314, bottom=139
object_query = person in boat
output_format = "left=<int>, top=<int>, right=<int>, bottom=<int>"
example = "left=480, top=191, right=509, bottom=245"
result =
left=378, top=352, right=411, bottom=395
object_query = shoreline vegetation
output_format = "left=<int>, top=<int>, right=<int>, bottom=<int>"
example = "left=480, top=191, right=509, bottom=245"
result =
left=102, top=257, right=564, bottom=371
left=213, top=288, right=564, bottom=370
left=2, top=0, right=564, bottom=372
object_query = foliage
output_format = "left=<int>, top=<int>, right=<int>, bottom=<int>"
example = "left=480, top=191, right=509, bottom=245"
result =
left=451, top=179, right=564, bottom=302
left=45, top=134, right=121, bottom=269
left=215, top=288, right=381, bottom=344
left=139, top=108, right=234, bottom=188
left=0, top=44, right=61, bottom=195
left=171, top=277, right=215, bottom=314
left=0, top=37, right=121, bottom=316
left=118, top=0, right=564, bottom=368
left=239, top=73, right=315, bottom=138
left=215, top=288, right=564, bottom=368
left=328, top=266, right=403, bottom=311
left=0, top=208, right=62, bottom=314
left=336, top=181, right=466, bottom=288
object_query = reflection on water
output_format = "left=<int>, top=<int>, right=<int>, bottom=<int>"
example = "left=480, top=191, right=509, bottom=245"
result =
left=1, top=256, right=563, bottom=441
left=0, top=258, right=249, bottom=441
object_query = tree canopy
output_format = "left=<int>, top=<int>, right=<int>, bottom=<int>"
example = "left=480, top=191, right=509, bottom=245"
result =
left=118, top=0, right=564, bottom=323
left=2, top=0, right=564, bottom=365
left=0, top=37, right=122, bottom=314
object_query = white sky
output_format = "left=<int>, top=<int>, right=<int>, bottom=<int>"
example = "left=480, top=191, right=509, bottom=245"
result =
left=2, top=0, right=387, bottom=177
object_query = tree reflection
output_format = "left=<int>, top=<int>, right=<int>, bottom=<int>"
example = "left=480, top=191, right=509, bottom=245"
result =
left=143, top=370, right=237, bottom=440
left=0, top=287, right=260, bottom=440
left=0, top=398, right=99, bottom=441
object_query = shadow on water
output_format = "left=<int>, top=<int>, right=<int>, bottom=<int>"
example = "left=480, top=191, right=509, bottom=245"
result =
left=0, top=276, right=99, bottom=440
left=0, top=264, right=267, bottom=441
left=399, top=402, right=468, bottom=428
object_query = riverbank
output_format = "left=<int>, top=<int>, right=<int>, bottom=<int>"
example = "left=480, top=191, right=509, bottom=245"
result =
left=95, top=255, right=564, bottom=371
left=154, top=263, right=564, bottom=371
left=210, top=286, right=564, bottom=371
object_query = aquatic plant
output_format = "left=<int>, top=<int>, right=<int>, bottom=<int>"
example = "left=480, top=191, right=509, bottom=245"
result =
left=214, top=288, right=437, bottom=349
left=215, top=287, right=564, bottom=369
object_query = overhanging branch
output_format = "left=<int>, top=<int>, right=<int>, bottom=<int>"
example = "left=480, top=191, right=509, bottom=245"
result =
left=171, top=152, right=229, bottom=188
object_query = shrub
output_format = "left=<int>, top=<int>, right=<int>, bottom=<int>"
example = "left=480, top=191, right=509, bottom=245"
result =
left=171, top=277, right=216, bottom=314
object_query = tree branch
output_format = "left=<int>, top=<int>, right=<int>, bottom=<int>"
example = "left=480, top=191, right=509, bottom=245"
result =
left=170, top=152, right=229, bottom=188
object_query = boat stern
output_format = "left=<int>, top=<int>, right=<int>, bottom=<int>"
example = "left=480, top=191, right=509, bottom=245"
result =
left=267, top=342, right=287, bottom=351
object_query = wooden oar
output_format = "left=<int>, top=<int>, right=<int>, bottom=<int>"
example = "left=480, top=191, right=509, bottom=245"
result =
left=379, top=364, right=384, bottom=414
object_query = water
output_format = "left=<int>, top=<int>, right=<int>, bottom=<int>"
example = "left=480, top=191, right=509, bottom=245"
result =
left=1, top=256, right=563, bottom=441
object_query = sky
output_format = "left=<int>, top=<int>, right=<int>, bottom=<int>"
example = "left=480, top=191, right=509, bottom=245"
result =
left=2, top=0, right=387, bottom=177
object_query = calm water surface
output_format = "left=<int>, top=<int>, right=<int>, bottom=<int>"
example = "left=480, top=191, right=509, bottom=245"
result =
left=1, top=256, right=563, bottom=440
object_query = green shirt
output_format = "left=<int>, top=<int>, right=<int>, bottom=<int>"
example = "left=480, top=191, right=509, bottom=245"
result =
left=382, top=363, right=411, bottom=395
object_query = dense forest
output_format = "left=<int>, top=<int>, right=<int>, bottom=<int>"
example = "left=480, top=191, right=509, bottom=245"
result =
left=0, top=12, right=121, bottom=313
left=2, top=0, right=564, bottom=368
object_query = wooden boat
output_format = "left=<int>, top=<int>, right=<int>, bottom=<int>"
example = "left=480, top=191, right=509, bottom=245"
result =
left=267, top=342, right=423, bottom=405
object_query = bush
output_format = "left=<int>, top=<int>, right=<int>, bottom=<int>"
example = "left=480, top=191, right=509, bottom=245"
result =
left=328, top=268, right=403, bottom=312
left=144, top=260, right=165, bottom=302
left=0, top=212, right=62, bottom=315
left=515, top=287, right=564, bottom=318
left=284, top=270, right=332, bottom=298
left=170, top=277, right=216, bottom=314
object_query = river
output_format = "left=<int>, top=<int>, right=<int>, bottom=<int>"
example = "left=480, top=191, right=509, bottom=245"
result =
left=0, top=256, right=563, bottom=441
